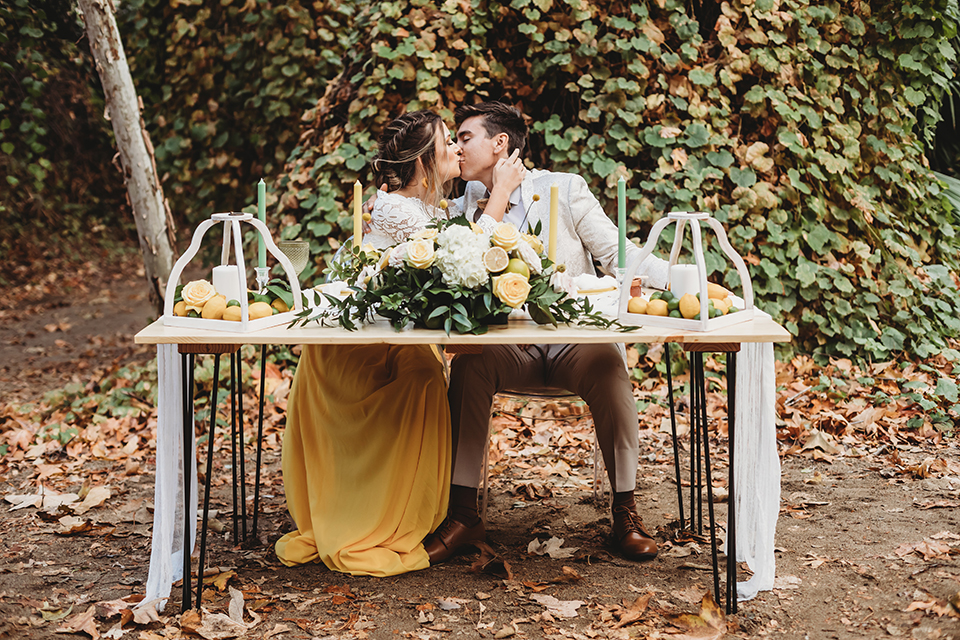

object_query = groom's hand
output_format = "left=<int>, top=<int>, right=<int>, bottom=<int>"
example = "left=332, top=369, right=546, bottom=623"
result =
left=491, top=149, right=525, bottom=193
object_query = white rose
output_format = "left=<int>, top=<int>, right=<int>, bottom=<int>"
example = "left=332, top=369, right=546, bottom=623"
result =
left=388, top=243, right=409, bottom=268
left=493, top=272, right=532, bottom=308
left=405, top=239, right=436, bottom=269
left=521, top=232, right=543, bottom=254
left=182, top=279, right=217, bottom=312
left=491, top=223, right=521, bottom=251
left=411, top=228, right=438, bottom=241
left=515, top=240, right=542, bottom=275
left=549, top=271, right=577, bottom=298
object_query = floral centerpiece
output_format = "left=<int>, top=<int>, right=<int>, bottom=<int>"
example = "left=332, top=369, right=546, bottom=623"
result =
left=301, top=218, right=627, bottom=335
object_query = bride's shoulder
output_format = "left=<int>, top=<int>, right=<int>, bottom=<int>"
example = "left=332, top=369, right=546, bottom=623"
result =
left=374, top=190, right=424, bottom=215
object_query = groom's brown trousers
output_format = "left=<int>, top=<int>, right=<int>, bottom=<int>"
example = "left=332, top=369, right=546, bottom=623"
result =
left=447, top=343, right=640, bottom=493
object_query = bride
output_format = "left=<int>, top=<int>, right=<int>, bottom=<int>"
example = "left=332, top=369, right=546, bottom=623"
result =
left=275, top=110, right=524, bottom=575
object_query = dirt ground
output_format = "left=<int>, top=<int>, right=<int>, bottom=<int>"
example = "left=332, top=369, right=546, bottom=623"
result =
left=1, top=255, right=959, bottom=640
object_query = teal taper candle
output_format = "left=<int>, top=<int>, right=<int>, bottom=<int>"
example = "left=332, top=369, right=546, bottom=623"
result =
left=258, top=179, right=266, bottom=269
left=617, top=176, right=626, bottom=270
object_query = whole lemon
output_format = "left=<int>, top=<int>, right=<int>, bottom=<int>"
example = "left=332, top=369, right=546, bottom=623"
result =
left=201, top=295, right=227, bottom=320
left=627, top=297, right=648, bottom=314
left=647, top=299, right=669, bottom=316
left=223, top=306, right=242, bottom=321
left=173, top=300, right=188, bottom=316
left=504, top=258, right=530, bottom=279
left=271, top=298, right=290, bottom=313
left=678, top=293, right=700, bottom=319
left=248, top=301, right=273, bottom=320
left=707, top=283, right=730, bottom=300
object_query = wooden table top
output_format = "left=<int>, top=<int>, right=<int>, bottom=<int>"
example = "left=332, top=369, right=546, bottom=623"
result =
left=135, top=314, right=791, bottom=347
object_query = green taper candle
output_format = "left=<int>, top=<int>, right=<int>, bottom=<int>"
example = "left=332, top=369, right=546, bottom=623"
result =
left=617, top=176, right=626, bottom=270
left=258, top=179, right=266, bottom=269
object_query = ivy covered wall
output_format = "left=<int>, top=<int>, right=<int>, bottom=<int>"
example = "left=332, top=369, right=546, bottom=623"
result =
left=279, top=0, right=960, bottom=360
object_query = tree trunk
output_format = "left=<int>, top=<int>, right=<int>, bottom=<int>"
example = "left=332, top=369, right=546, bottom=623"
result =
left=77, top=0, right=176, bottom=313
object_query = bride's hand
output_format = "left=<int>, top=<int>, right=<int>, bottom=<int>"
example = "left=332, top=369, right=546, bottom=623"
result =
left=491, top=149, right=525, bottom=194
left=361, top=183, right=388, bottom=234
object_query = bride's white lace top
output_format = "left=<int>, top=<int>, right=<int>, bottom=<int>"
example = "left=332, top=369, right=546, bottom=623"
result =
left=365, top=190, right=498, bottom=248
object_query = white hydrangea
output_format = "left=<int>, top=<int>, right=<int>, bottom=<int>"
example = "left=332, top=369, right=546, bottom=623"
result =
left=434, top=225, right=490, bottom=289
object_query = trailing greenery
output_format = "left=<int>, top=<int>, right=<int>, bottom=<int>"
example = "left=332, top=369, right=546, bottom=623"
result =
left=278, top=0, right=960, bottom=362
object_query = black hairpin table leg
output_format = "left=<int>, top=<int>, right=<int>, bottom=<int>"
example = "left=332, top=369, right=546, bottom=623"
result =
left=252, top=345, right=267, bottom=540
left=229, top=352, right=239, bottom=545
left=236, top=352, right=248, bottom=542
left=683, top=342, right=741, bottom=614
left=177, top=343, right=241, bottom=611
left=180, top=353, right=193, bottom=611
left=727, top=350, right=738, bottom=614
left=664, top=343, right=685, bottom=531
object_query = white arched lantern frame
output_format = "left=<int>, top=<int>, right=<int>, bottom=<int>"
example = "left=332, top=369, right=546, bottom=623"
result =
left=162, top=212, right=303, bottom=333
left=618, top=211, right=755, bottom=332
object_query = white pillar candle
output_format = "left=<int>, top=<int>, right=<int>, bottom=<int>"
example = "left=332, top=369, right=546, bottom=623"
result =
left=669, top=263, right=701, bottom=299
left=212, top=265, right=243, bottom=303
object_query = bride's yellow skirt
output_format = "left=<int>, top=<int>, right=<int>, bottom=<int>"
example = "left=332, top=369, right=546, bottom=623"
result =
left=275, top=344, right=450, bottom=576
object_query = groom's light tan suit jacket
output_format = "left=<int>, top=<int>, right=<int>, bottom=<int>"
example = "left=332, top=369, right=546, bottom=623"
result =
left=460, top=169, right=669, bottom=287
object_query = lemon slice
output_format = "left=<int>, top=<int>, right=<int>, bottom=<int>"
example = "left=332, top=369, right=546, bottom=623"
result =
left=483, top=246, right=509, bottom=272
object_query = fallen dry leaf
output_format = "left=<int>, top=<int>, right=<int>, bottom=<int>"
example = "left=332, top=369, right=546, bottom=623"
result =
left=56, top=604, right=100, bottom=640
left=529, top=593, right=584, bottom=618
left=57, top=515, right=93, bottom=535
left=613, top=592, right=653, bottom=628
left=668, top=592, right=726, bottom=640
left=73, top=485, right=111, bottom=515
left=527, top=536, right=578, bottom=558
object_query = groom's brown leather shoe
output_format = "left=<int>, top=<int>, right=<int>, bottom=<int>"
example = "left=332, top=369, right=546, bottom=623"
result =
left=612, top=505, right=658, bottom=561
left=424, top=516, right=485, bottom=564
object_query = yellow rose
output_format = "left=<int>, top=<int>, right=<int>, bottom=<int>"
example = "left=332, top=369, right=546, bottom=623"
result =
left=491, top=223, right=521, bottom=251
left=405, top=238, right=436, bottom=269
left=521, top=232, right=543, bottom=254
left=181, top=279, right=217, bottom=312
left=412, top=228, right=438, bottom=241
left=492, top=272, right=531, bottom=308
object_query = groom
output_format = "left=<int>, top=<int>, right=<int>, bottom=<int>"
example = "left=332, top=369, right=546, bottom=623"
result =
left=424, top=102, right=670, bottom=564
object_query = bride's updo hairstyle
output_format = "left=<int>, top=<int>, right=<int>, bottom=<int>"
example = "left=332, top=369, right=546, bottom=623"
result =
left=372, top=110, right=449, bottom=205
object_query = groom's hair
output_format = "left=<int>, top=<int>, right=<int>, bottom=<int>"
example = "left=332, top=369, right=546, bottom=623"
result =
left=454, top=102, right=527, bottom=156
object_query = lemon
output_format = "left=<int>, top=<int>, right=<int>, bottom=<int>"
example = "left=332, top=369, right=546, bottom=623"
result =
left=678, top=293, right=700, bottom=319
left=504, top=258, right=530, bottom=279
left=173, top=300, right=188, bottom=316
left=271, top=298, right=289, bottom=313
left=647, top=299, right=669, bottom=316
left=248, top=301, right=273, bottom=320
left=201, top=295, right=227, bottom=320
left=714, top=297, right=730, bottom=315
left=707, top=283, right=730, bottom=300
left=627, top=297, right=648, bottom=314
left=483, top=246, right=509, bottom=273
left=223, top=306, right=242, bottom=321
